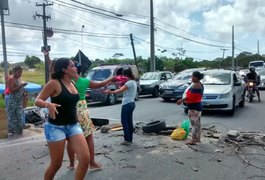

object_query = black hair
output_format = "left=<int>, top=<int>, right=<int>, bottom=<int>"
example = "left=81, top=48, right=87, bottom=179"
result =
left=123, top=68, right=135, bottom=80
left=51, top=58, right=71, bottom=79
left=192, top=71, right=204, bottom=80
left=12, top=66, right=22, bottom=73
left=74, top=61, right=82, bottom=75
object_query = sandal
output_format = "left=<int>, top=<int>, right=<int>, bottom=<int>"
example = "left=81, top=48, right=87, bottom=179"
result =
left=67, top=166, right=75, bottom=170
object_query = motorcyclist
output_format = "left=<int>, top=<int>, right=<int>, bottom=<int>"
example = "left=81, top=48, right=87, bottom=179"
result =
left=245, top=67, right=261, bottom=101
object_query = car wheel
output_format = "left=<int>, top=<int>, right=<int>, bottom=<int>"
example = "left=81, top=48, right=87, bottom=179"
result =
left=184, top=108, right=188, bottom=114
left=227, top=98, right=235, bottom=116
left=106, top=94, right=116, bottom=105
left=142, top=120, right=166, bottom=133
left=162, top=97, right=171, bottom=102
left=152, top=87, right=159, bottom=97
left=135, top=89, right=139, bottom=101
left=239, top=91, right=245, bottom=108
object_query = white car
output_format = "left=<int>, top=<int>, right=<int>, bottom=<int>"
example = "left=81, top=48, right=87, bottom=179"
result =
left=182, top=69, right=246, bottom=116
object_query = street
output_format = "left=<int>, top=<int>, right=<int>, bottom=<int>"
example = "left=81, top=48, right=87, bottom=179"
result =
left=0, top=93, right=265, bottom=180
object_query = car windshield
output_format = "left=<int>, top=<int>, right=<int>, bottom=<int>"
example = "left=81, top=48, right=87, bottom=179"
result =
left=250, top=62, right=264, bottom=67
left=201, top=72, right=231, bottom=85
left=174, top=74, right=191, bottom=80
left=141, top=72, right=159, bottom=80
left=87, top=69, right=112, bottom=81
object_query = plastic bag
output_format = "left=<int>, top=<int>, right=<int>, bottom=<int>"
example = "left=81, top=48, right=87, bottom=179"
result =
left=181, top=120, right=190, bottom=139
left=171, top=128, right=186, bottom=140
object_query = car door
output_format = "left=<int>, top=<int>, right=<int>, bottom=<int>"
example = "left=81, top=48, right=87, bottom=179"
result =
left=233, top=73, right=243, bottom=104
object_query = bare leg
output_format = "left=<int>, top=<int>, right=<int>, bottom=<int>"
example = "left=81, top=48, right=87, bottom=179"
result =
left=66, top=142, right=75, bottom=170
left=86, top=134, right=101, bottom=169
left=44, top=140, right=66, bottom=180
left=68, top=134, right=90, bottom=180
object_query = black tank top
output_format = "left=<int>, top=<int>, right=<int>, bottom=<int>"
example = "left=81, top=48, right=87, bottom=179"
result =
left=48, top=80, right=80, bottom=125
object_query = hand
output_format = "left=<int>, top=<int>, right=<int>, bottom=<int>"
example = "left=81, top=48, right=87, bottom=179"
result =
left=176, top=99, right=183, bottom=105
left=103, top=89, right=111, bottom=94
left=20, top=82, right=28, bottom=88
left=110, top=76, right=117, bottom=82
left=47, top=103, right=61, bottom=119
left=42, top=50, right=49, bottom=56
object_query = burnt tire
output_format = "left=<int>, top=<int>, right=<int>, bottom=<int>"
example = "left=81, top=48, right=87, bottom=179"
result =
left=156, top=126, right=177, bottom=135
left=142, top=120, right=166, bottom=133
left=91, top=118, right=109, bottom=126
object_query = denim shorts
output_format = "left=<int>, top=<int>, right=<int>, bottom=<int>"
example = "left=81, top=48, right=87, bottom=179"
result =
left=44, top=122, right=83, bottom=142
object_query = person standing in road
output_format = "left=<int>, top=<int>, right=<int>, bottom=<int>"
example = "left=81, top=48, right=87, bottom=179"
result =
left=177, top=71, right=204, bottom=145
left=104, top=68, right=137, bottom=145
left=67, top=62, right=116, bottom=170
left=35, top=58, right=89, bottom=180
left=7, top=66, right=28, bottom=135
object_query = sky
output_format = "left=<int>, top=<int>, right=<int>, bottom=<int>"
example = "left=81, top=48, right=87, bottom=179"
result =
left=1, top=0, right=265, bottom=63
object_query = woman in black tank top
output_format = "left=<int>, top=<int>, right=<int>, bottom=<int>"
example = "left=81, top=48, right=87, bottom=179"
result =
left=35, top=58, right=89, bottom=180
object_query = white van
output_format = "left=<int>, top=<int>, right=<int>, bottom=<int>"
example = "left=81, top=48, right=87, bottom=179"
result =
left=249, top=60, right=265, bottom=69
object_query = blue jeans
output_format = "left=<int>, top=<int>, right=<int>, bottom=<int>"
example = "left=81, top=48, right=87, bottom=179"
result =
left=121, top=102, right=135, bottom=142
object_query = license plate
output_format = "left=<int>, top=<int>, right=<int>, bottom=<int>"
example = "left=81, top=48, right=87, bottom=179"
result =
left=165, top=90, right=173, bottom=94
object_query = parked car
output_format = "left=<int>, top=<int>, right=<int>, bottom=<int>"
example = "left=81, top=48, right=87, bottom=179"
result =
left=140, top=71, right=173, bottom=97
left=256, top=68, right=265, bottom=89
left=182, top=69, right=245, bottom=116
left=159, top=73, right=191, bottom=101
left=86, top=64, right=140, bottom=105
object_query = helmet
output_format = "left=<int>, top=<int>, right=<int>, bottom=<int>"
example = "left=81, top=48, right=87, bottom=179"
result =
left=249, top=67, right=255, bottom=72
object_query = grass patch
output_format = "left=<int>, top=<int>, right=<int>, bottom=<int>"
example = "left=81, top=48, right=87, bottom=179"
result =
left=22, top=71, right=45, bottom=85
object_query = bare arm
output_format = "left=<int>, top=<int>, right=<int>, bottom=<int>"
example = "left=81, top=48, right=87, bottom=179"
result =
left=8, top=78, right=27, bottom=93
left=105, top=85, right=128, bottom=94
left=90, top=76, right=116, bottom=89
left=35, top=80, right=61, bottom=119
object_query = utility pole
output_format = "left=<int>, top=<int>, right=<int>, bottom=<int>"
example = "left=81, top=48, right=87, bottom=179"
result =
left=257, top=40, right=260, bottom=60
left=0, top=0, right=9, bottom=83
left=150, top=0, right=155, bottom=72
left=35, top=2, right=53, bottom=83
left=81, top=25, right=85, bottom=51
left=130, top=34, right=139, bottom=71
left=220, top=48, right=228, bottom=68
left=232, top=25, right=235, bottom=71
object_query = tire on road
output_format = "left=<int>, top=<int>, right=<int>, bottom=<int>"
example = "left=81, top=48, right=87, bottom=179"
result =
left=156, top=126, right=176, bottom=135
left=91, top=118, right=109, bottom=126
left=142, top=120, right=166, bottom=133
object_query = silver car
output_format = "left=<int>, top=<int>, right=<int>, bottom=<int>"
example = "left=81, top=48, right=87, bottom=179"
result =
left=182, top=69, right=245, bottom=116
left=256, top=68, right=265, bottom=89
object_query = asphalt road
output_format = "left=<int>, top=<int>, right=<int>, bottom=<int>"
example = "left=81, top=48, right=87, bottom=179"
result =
left=1, top=92, right=265, bottom=180
left=88, top=93, right=265, bottom=132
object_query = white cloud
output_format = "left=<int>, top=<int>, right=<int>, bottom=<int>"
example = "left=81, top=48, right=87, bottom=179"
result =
left=203, top=0, right=265, bottom=41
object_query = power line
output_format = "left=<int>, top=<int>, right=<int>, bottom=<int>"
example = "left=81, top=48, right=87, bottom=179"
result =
left=157, top=27, right=231, bottom=48
left=155, top=18, right=230, bottom=45
left=5, top=21, right=129, bottom=38
left=53, top=0, right=150, bottom=28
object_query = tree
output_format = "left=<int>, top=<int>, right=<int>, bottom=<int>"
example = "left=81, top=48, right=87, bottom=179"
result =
left=24, top=55, right=41, bottom=68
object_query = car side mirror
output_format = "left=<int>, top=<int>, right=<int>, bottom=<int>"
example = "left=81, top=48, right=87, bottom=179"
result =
left=234, top=82, right=241, bottom=86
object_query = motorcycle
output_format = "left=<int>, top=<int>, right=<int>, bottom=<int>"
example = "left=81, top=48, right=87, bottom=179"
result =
left=246, top=81, right=256, bottom=103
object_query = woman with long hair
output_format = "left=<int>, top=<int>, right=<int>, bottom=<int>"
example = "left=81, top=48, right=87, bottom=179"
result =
left=104, top=68, right=137, bottom=145
left=177, top=71, right=204, bottom=145
left=35, top=58, right=89, bottom=180
left=7, top=66, right=28, bottom=134
left=67, top=62, right=116, bottom=170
